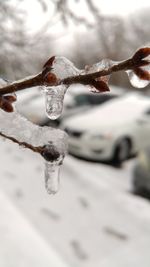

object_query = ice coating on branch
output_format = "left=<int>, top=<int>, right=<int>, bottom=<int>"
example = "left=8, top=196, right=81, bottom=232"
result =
left=0, top=110, right=68, bottom=194
left=84, top=58, right=113, bottom=74
left=0, top=110, right=67, bottom=148
left=83, top=58, right=113, bottom=93
left=42, top=57, right=113, bottom=118
left=51, top=56, right=81, bottom=79
left=43, top=84, right=67, bottom=120
left=0, top=77, right=9, bottom=87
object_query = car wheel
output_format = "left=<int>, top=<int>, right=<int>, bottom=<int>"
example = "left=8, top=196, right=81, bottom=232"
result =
left=112, top=138, right=131, bottom=165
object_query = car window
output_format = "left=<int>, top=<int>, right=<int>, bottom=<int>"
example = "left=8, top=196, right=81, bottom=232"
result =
left=74, top=93, right=117, bottom=107
left=74, top=94, right=91, bottom=106
left=88, top=94, right=117, bottom=105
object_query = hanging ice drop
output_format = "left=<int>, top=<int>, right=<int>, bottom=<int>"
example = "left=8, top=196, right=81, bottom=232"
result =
left=44, top=85, right=67, bottom=120
left=127, top=70, right=150, bottom=88
left=126, top=59, right=150, bottom=89
left=44, top=160, right=61, bottom=194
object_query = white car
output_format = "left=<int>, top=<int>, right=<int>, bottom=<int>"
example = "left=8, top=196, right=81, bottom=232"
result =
left=16, top=85, right=124, bottom=125
left=62, top=93, right=150, bottom=164
left=16, top=87, right=47, bottom=125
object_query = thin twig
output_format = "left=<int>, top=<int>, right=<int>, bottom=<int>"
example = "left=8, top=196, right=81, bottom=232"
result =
left=0, top=131, right=43, bottom=154
left=62, top=58, right=133, bottom=85
left=0, top=73, right=43, bottom=95
left=0, top=132, right=61, bottom=161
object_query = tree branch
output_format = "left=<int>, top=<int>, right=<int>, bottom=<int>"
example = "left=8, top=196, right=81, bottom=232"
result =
left=0, top=131, right=43, bottom=153
left=0, top=131, right=61, bottom=161
left=62, top=58, right=133, bottom=86
left=0, top=47, right=149, bottom=166
left=0, top=47, right=149, bottom=96
left=0, top=73, right=43, bottom=95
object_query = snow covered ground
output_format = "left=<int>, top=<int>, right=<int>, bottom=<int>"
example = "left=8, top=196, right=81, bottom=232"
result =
left=0, top=190, right=69, bottom=267
left=0, top=139, right=150, bottom=267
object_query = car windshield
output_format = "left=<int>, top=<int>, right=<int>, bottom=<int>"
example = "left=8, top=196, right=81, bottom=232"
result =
left=74, top=93, right=117, bottom=106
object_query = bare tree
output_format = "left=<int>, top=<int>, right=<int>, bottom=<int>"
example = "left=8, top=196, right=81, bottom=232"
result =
left=0, top=0, right=54, bottom=80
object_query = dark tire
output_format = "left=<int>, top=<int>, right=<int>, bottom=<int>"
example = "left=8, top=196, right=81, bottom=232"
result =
left=112, top=138, right=131, bottom=165
left=132, top=164, right=150, bottom=199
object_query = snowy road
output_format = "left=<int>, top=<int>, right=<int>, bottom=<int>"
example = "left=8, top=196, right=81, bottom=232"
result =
left=0, top=140, right=150, bottom=267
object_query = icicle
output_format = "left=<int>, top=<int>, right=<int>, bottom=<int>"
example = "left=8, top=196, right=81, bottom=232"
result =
left=41, top=57, right=82, bottom=120
left=43, top=146, right=64, bottom=194
left=42, top=142, right=65, bottom=194
left=44, top=84, right=67, bottom=120
left=44, top=160, right=61, bottom=194
left=127, top=69, right=150, bottom=88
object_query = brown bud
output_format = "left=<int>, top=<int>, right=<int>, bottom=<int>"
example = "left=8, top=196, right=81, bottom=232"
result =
left=4, top=94, right=17, bottom=103
left=44, top=73, right=58, bottom=85
left=90, top=80, right=110, bottom=93
left=43, top=56, right=55, bottom=68
left=99, top=76, right=109, bottom=84
left=41, top=145, right=60, bottom=161
left=134, top=67, right=150, bottom=81
left=0, top=98, right=14, bottom=112
left=133, top=47, right=150, bottom=62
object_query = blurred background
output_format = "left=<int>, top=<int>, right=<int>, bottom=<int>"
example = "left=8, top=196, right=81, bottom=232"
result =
left=1, top=0, right=150, bottom=267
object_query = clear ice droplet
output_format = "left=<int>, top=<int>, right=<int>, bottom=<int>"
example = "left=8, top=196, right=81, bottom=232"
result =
left=44, top=160, right=61, bottom=194
left=44, top=85, right=67, bottom=120
left=127, top=70, right=150, bottom=88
